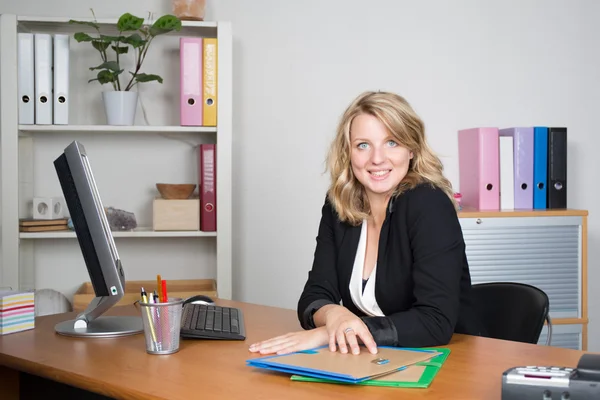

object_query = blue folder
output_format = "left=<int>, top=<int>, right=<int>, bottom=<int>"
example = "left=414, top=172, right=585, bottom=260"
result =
left=246, top=345, right=441, bottom=384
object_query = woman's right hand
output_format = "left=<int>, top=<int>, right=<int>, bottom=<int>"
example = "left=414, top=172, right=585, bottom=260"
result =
left=248, top=326, right=329, bottom=355
left=315, top=305, right=378, bottom=355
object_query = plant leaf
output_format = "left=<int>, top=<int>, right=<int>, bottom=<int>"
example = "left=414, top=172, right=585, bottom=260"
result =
left=99, top=35, right=127, bottom=43
left=92, top=40, right=110, bottom=52
left=96, top=70, right=117, bottom=84
left=134, top=73, right=163, bottom=84
left=73, top=32, right=94, bottom=42
left=122, top=34, right=146, bottom=48
left=111, top=45, right=129, bottom=54
left=117, top=13, right=144, bottom=31
left=90, top=61, right=121, bottom=72
left=149, top=14, right=182, bottom=36
left=69, top=19, right=100, bottom=29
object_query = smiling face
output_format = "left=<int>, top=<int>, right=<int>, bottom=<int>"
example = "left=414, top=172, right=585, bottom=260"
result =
left=349, top=113, right=413, bottom=206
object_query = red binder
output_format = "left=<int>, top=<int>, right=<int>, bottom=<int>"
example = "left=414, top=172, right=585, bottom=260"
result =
left=198, top=144, right=216, bottom=231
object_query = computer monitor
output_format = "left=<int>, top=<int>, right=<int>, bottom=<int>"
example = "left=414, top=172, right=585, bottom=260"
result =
left=53, top=140, right=143, bottom=338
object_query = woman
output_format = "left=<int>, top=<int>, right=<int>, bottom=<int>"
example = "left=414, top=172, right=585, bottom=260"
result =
left=249, top=91, right=483, bottom=356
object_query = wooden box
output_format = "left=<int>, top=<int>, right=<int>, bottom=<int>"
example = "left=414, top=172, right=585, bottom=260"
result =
left=73, top=279, right=217, bottom=311
left=152, top=197, right=199, bottom=231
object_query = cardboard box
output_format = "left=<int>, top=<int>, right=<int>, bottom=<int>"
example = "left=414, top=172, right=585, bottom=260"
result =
left=73, top=279, right=217, bottom=311
left=152, top=197, right=199, bottom=231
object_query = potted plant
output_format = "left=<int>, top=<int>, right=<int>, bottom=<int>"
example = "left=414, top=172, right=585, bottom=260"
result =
left=70, top=11, right=182, bottom=125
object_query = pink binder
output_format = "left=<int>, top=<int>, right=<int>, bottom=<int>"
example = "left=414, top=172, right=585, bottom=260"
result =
left=458, top=127, right=500, bottom=210
left=499, top=127, right=534, bottom=209
left=180, top=37, right=203, bottom=126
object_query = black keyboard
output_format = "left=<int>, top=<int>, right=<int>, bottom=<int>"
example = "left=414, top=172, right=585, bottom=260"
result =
left=180, top=303, right=246, bottom=340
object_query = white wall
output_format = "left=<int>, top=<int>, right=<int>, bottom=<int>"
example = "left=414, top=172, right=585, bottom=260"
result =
left=1, top=0, right=599, bottom=350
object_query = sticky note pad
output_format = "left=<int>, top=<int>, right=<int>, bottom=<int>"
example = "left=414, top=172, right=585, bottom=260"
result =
left=0, top=290, right=35, bottom=335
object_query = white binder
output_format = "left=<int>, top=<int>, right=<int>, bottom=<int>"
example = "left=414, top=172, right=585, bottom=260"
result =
left=499, top=135, right=515, bottom=210
left=17, top=33, right=35, bottom=124
left=53, top=34, right=69, bottom=124
left=34, top=33, right=53, bottom=125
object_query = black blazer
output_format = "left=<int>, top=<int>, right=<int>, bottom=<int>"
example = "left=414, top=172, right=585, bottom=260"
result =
left=297, top=183, right=484, bottom=347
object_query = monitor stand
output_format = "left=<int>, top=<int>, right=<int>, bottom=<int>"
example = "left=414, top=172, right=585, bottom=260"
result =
left=55, top=295, right=143, bottom=338
left=55, top=315, right=143, bottom=338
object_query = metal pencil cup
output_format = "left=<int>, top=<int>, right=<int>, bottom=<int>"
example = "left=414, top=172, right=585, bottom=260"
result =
left=139, top=297, right=184, bottom=355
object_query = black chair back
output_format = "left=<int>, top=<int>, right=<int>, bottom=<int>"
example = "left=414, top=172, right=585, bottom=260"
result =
left=471, top=282, right=551, bottom=345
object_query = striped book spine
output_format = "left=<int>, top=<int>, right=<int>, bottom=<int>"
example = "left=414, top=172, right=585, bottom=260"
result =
left=0, top=291, right=35, bottom=335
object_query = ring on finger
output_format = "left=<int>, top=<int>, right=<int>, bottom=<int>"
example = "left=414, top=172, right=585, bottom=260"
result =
left=344, top=327, right=354, bottom=334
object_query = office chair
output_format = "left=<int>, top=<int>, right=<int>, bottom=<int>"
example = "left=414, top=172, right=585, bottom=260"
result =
left=471, top=282, right=552, bottom=346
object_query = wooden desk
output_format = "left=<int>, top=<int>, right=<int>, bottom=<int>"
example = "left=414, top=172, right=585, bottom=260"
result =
left=0, top=299, right=593, bottom=399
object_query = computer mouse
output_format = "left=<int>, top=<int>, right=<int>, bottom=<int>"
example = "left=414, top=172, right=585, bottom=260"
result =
left=185, top=294, right=215, bottom=305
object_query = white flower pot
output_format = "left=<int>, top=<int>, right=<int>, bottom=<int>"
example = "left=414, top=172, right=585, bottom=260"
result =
left=102, top=91, right=138, bottom=125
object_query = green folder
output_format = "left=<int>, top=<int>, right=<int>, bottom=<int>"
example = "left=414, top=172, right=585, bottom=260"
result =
left=290, top=347, right=450, bottom=388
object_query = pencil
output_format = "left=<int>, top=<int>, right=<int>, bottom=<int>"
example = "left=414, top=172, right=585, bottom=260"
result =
left=156, top=274, right=162, bottom=302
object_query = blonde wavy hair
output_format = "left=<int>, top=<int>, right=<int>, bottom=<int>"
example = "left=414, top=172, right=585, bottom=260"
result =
left=326, top=91, right=456, bottom=225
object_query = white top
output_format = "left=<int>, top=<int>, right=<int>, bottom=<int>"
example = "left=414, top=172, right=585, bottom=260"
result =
left=349, top=220, right=384, bottom=317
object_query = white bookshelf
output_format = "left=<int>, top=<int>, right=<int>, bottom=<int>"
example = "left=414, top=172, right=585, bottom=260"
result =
left=16, top=16, right=218, bottom=33
left=20, top=227, right=218, bottom=239
left=0, top=15, right=233, bottom=299
left=19, top=125, right=218, bottom=134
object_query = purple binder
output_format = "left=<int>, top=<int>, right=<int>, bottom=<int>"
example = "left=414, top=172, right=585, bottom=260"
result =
left=499, top=127, right=534, bottom=209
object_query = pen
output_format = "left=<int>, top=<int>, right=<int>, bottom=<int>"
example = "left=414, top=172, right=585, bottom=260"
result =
left=161, top=280, right=168, bottom=302
left=159, top=279, right=169, bottom=350
left=141, top=286, right=158, bottom=351
left=151, top=289, right=162, bottom=351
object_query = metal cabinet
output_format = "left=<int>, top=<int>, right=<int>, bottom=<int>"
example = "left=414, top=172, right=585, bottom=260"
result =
left=458, top=209, right=588, bottom=350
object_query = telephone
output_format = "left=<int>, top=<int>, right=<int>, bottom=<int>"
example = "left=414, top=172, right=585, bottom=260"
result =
left=502, top=353, right=600, bottom=399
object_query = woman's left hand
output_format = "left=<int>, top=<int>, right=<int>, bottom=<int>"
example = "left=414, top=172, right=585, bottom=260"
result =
left=317, top=305, right=377, bottom=355
left=248, top=326, right=329, bottom=355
